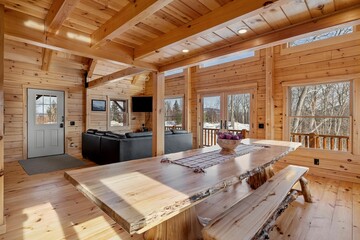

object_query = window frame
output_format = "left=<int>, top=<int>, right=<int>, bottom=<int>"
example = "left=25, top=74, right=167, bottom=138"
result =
left=164, top=95, right=185, bottom=130
left=283, top=79, right=353, bottom=152
left=107, top=97, right=130, bottom=131
left=281, top=25, right=359, bottom=56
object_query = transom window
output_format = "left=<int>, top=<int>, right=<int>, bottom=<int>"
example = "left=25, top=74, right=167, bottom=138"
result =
left=165, top=97, right=183, bottom=130
left=199, top=51, right=255, bottom=68
left=289, top=81, right=350, bottom=151
left=289, top=26, right=353, bottom=47
left=164, top=68, right=183, bottom=77
left=109, top=99, right=129, bottom=127
left=35, top=94, right=57, bottom=125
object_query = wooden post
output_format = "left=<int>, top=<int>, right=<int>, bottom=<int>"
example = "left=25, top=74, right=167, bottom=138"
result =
left=353, top=79, right=360, bottom=155
left=309, top=132, right=317, bottom=148
left=265, top=47, right=274, bottom=140
left=0, top=4, right=5, bottom=234
left=152, top=72, right=165, bottom=156
left=184, top=67, right=192, bottom=132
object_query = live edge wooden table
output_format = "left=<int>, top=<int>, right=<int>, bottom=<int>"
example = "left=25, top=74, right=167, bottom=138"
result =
left=65, top=139, right=301, bottom=240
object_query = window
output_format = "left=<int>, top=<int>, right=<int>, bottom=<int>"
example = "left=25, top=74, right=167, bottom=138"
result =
left=289, top=81, right=350, bottom=150
left=36, top=94, right=57, bottom=124
left=289, top=26, right=353, bottom=47
left=164, top=97, right=183, bottom=129
left=109, top=99, right=129, bottom=127
left=164, top=68, right=183, bottom=77
left=200, top=51, right=255, bottom=68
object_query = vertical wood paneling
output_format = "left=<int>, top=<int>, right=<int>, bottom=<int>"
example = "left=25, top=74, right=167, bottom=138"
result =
left=0, top=3, right=6, bottom=234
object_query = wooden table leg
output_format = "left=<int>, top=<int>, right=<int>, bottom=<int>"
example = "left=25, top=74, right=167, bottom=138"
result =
left=247, top=165, right=275, bottom=189
left=144, top=207, right=203, bottom=240
left=299, top=176, right=313, bottom=203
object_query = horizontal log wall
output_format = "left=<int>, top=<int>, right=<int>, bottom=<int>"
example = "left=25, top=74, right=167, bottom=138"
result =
left=86, top=79, right=147, bottom=133
left=191, top=52, right=265, bottom=146
left=274, top=32, right=360, bottom=183
left=143, top=32, right=360, bottom=183
left=4, top=39, right=85, bottom=162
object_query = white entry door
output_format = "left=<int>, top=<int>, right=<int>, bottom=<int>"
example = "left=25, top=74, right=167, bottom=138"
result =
left=27, top=89, right=65, bottom=158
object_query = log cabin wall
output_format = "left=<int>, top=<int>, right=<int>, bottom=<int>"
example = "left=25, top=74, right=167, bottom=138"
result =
left=86, top=81, right=146, bottom=133
left=274, top=31, right=360, bottom=183
left=190, top=51, right=265, bottom=147
left=3, top=39, right=86, bottom=162
left=143, top=30, right=360, bottom=183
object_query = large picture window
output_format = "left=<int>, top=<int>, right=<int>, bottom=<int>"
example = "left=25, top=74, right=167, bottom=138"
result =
left=109, top=99, right=129, bottom=127
left=289, top=81, right=350, bottom=151
left=164, top=97, right=183, bottom=130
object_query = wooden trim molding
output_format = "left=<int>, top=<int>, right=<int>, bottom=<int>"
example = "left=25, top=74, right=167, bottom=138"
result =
left=0, top=3, right=6, bottom=234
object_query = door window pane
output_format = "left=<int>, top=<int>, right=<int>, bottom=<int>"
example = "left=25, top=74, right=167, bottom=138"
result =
left=203, top=96, right=221, bottom=129
left=35, top=94, right=58, bottom=125
left=227, top=93, right=250, bottom=131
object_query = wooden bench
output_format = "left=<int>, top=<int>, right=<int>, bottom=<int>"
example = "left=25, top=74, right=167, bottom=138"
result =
left=202, top=165, right=312, bottom=240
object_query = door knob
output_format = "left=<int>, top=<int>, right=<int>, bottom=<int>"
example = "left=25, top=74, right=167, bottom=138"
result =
left=60, top=123, right=64, bottom=128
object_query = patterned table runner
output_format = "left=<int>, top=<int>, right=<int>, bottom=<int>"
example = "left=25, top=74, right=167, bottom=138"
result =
left=162, top=144, right=264, bottom=172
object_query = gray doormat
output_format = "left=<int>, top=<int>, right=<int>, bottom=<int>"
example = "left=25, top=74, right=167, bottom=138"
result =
left=19, top=154, right=86, bottom=175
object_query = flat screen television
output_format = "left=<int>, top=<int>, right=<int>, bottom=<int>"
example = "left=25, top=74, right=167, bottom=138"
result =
left=132, top=96, right=153, bottom=112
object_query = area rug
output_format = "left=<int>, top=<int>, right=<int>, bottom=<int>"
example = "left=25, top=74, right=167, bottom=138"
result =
left=19, top=154, right=86, bottom=175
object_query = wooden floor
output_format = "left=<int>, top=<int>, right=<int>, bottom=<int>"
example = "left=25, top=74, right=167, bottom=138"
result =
left=0, top=159, right=359, bottom=240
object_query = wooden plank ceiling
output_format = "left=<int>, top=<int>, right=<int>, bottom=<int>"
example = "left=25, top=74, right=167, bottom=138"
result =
left=2, top=0, right=360, bottom=79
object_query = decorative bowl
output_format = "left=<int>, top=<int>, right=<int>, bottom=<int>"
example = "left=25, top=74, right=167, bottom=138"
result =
left=217, top=138, right=241, bottom=155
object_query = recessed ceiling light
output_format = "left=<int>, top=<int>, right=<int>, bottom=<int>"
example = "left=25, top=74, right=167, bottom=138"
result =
left=182, top=49, right=189, bottom=53
left=238, top=28, right=248, bottom=34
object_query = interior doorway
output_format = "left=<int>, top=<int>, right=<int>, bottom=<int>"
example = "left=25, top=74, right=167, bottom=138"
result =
left=27, top=89, right=65, bottom=158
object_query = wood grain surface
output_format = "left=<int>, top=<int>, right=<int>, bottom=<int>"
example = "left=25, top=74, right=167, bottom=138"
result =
left=65, top=139, right=300, bottom=234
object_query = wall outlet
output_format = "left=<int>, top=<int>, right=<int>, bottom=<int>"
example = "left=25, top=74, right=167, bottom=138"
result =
left=314, top=158, right=320, bottom=165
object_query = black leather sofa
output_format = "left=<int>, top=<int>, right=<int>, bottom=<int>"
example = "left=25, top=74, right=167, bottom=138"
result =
left=82, top=129, right=193, bottom=165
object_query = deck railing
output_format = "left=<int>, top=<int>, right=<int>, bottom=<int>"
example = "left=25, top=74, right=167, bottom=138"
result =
left=202, top=128, right=248, bottom=147
left=290, top=132, right=350, bottom=151
left=165, top=126, right=183, bottom=131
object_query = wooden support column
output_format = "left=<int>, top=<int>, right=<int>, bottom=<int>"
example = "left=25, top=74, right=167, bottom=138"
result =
left=265, top=47, right=274, bottom=140
left=353, top=79, right=360, bottom=155
left=152, top=72, right=165, bottom=156
left=184, top=67, right=192, bottom=132
left=0, top=4, right=6, bottom=234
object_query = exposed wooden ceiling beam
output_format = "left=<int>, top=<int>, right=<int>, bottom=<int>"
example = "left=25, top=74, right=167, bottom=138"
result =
left=45, top=0, right=81, bottom=34
left=4, top=9, right=158, bottom=71
left=91, top=0, right=173, bottom=48
left=159, top=5, right=360, bottom=72
left=88, top=67, right=147, bottom=89
left=134, top=0, right=289, bottom=59
left=41, top=48, right=53, bottom=71
left=87, top=59, right=97, bottom=79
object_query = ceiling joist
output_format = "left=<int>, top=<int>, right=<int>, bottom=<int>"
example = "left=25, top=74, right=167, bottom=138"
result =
left=134, top=0, right=290, bottom=59
left=159, top=5, right=360, bottom=72
left=45, top=0, right=81, bottom=34
left=4, top=9, right=157, bottom=71
left=91, top=0, right=174, bottom=48
left=88, top=67, right=147, bottom=89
